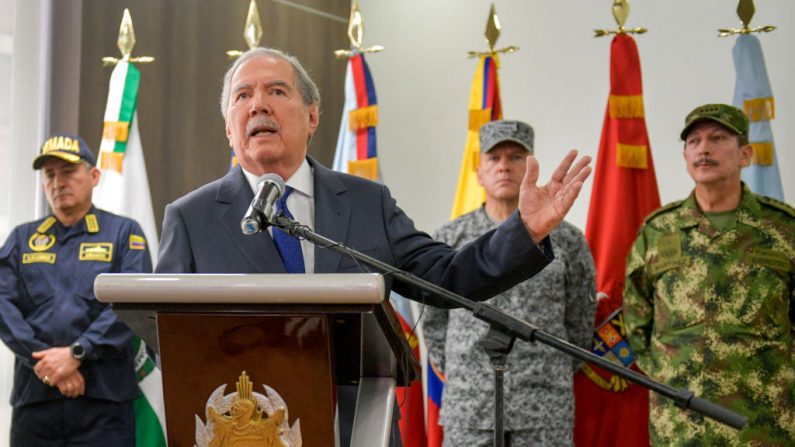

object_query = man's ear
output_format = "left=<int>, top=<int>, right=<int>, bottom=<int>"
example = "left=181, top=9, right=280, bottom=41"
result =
left=90, top=166, right=101, bottom=187
left=225, top=121, right=234, bottom=147
left=308, top=103, right=320, bottom=135
left=739, top=143, right=753, bottom=168
left=475, top=161, right=485, bottom=187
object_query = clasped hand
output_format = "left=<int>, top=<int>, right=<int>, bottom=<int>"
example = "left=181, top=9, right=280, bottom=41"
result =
left=33, top=347, right=85, bottom=398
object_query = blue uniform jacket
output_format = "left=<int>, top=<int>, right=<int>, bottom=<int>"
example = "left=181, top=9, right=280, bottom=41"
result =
left=0, top=207, right=152, bottom=407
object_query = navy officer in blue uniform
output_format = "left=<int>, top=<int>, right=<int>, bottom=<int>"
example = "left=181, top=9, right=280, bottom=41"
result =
left=0, top=132, right=152, bottom=446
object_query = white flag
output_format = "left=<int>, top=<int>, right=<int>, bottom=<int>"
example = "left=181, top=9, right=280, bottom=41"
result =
left=93, top=60, right=167, bottom=446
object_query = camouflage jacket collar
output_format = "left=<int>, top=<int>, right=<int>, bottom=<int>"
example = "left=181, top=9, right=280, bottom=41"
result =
left=677, top=183, right=761, bottom=237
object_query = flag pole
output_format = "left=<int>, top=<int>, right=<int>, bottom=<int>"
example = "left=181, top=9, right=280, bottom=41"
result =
left=227, top=0, right=265, bottom=169
left=720, top=1, right=783, bottom=200
left=332, top=7, right=434, bottom=447
left=333, top=0, right=384, bottom=60
left=576, top=2, right=658, bottom=446
left=98, top=10, right=165, bottom=447
left=718, top=0, right=776, bottom=37
left=450, top=4, right=517, bottom=220
left=101, top=9, right=155, bottom=66
left=593, top=0, right=647, bottom=38
left=227, top=0, right=264, bottom=59
left=462, top=7, right=521, bottom=446
left=331, top=0, right=383, bottom=181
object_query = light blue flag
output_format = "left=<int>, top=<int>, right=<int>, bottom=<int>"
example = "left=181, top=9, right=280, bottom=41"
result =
left=732, top=34, right=784, bottom=200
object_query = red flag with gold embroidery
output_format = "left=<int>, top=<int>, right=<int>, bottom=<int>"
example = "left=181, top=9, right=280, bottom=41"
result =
left=573, top=34, right=660, bottom=446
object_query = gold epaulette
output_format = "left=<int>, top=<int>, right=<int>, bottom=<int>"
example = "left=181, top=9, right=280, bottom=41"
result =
left=36, top=216, right=57, bottom=234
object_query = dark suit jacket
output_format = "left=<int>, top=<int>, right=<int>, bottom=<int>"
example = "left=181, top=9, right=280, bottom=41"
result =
left=156, top=157, right=553, bottom=307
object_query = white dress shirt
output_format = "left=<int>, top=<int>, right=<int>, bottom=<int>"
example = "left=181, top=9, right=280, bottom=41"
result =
left=242, top=160, right=316, bottom=273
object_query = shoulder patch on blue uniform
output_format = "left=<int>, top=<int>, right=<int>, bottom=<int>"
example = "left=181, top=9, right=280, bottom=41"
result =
left=129, top=234, right=146, bottom=250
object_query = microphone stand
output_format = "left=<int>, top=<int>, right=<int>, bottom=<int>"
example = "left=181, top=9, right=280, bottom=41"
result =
left=269, top=214, right=747, bottom=444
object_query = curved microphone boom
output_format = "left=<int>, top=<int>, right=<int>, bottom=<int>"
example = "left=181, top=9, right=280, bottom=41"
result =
left=240, top=173, right=285, bottom=235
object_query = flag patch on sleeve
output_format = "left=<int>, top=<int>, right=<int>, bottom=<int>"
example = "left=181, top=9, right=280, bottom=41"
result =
left=129, top=234, right=146, bottom=250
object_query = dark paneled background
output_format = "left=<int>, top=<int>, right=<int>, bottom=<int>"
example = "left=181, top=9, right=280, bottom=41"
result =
left=73, top=0, right=349, bottom=236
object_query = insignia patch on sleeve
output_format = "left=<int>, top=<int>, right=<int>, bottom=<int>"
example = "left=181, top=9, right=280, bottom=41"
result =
left=748, top=248, right=791, bottom=274
left=129, top=234, right=146, bottom=250
left=22, top=253, right=56, bottom=264
left=79, top=242, right=113, bottom=262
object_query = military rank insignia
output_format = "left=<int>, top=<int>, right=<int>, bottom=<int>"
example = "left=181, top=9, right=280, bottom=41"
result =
left=22, top=253, right=56, bottom=264
left=79, top=242, right=113, bottom=262
left=28, top=233, right=55, bottom=252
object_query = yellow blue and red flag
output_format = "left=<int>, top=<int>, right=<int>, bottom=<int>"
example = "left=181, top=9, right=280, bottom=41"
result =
left=332, top=52, right=428, bottom=447
left=425, top=358, right=445, bottom=447
left=426, top=53, right=505, bottom=447
left=450, top=54, right=503, bottom=219
left=333, top=53, right=380, bottom=181
left=733, top=34, right=783, bottom=200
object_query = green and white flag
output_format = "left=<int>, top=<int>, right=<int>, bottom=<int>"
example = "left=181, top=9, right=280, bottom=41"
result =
left=93, top=60, right=167, bottom=446
left=94, top=61, right=159, bottom=259
left=132, top=338, right=167, bottom=446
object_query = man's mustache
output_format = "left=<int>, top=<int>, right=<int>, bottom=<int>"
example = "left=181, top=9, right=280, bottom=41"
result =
left=246, top=116, right=280, bottom=135
left=694, top=157, right=718, bottom=167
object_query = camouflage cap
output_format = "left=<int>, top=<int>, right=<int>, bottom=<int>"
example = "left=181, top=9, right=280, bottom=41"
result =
left=680, top=103, right=749, bottom=140
left=32, top=132, right=96, bottom=169
left=479, top=120, right=534, bottom=154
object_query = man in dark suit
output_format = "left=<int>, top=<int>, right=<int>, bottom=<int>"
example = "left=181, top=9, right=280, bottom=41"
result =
left=156, top=47, right=592, bottom=444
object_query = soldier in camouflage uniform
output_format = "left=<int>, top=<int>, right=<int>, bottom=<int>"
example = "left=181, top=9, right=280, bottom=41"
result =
left=423, top=120, right=596, bottom=446
left=624, top=104, right=795, bottom=446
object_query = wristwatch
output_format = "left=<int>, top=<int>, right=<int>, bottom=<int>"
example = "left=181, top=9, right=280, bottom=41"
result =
left=70, top=342, right=86, bottom=360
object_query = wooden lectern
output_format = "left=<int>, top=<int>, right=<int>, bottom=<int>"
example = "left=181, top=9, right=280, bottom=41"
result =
left=95, top=273, right=420, bottom=447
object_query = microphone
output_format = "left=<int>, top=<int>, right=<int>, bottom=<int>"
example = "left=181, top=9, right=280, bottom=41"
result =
left=240, top=173, right=286, bottom=235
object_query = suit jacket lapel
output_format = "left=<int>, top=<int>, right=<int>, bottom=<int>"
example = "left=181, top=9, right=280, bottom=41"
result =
left=217, top=166, right=286, bottom=273
left=311, top=158, right=351, bottom=273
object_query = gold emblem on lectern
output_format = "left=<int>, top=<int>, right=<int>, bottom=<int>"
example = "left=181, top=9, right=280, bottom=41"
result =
left=195, top=371, right=302, bottom=447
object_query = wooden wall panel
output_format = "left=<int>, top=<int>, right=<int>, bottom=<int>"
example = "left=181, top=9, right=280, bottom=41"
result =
left=76, top=0, right=349, bottom=238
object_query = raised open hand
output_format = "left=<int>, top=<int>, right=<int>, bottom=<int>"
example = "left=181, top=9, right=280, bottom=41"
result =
left=519, top=149, right=592, bottom=243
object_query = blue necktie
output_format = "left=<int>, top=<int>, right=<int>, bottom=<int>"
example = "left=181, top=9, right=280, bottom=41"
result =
left=273, top=186, right=305, bottom=273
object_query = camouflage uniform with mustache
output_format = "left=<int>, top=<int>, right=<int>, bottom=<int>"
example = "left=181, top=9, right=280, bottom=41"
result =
left=624, top=183, right=795, bottom=446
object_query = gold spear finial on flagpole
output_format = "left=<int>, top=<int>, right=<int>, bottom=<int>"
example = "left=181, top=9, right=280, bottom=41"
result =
left=594, top=0, right=647, bottom=38
left=467, top=3, right=518, bottom=58
left=718, top=0, right=776, bottom=37
left=102, top=9, right=155, bottom=66
left=227, top=0, right=264, bottom=58
left=334, top=1, right=384, bottom=59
